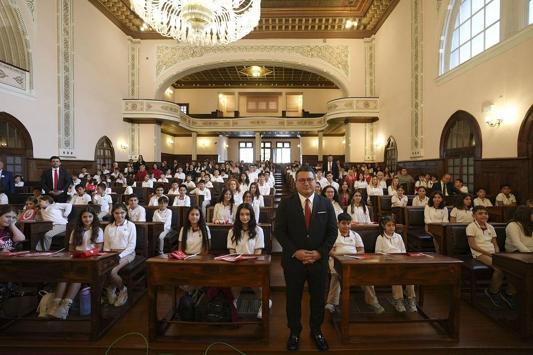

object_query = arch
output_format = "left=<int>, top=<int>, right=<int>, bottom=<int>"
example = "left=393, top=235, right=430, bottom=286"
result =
left=440, top=110, right=482, bottom=159
left=94, top=136, right=115, bottom=171
left=0, top=111, right=34, bottom=178
left=383, top=136, right=398, bottom=173
left=0, top=0, right=31, bottom=71
left=517, top=104, right=533, bottom=157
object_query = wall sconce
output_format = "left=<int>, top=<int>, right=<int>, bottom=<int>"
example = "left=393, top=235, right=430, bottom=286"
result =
left=374, top=135, right=385, bottom=149
left=483, top=103, right=502, bottom=128
left=120, top=143, right=128, bottom=151
left=167, top=138, right=174, bottom=145
left=342, top=139, right=346, bottom=144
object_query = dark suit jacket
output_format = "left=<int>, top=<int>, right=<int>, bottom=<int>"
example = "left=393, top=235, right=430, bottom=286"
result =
left=0, top=170, right=14, bottom=194
left=40, top=167, right=71, bottom=194
left=322, top=161, right=339, bottom=180
left=275, top=193, right=338, bottom=263
left=432, top=181, right=458, bottom=196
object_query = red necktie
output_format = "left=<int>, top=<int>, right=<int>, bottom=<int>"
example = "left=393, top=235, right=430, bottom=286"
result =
left=304, top=198, right=311, bottom=230
left=53, top=169, right=59, bottom=191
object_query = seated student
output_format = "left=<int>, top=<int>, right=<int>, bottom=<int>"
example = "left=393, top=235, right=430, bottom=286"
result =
left=47, top=207, right=103, bottom=319
left=376, top=171, right=388, bottom=189
left=70, top=184, right=92, bottom=205
left=412, top=186, right=429, bottom=207
left=467, top=206, right=516, bottom=308
left=338, top=181, right=351, bottom=209
left=242, top=191, right=260, bottom=224
left=123, top=178, right=135, bottom=196
left=37, top=195, right=72, bottom=251
left=85, top=177, right=97, bottom=194
left=211, top=169, right=225, bottom=183
left=495, top=184, right=517, bottom=206
left=228, top=178, right=243, bottom=205
left=148, top=185, right=167, bottom=207
left=174, top=167, right=185, bottom=181
left=227, top=203, right=269, bottom=319
left=450, top=194, right=474, bottom=223
left=213, top=188, right=236, bottom=224
left=325, top=213, right=384, bottom=314
left=265, top=171, right=275, bottom=189
left=415, top=174, right=429, bottom=190
left=391, top=186, right=408, bottom=207
left=315, top=170, right=329, bottom=190
left=238, top=173, right=250, bottom=192
left=257, top=173, right=271, bottom=196
left=33, top=187, right=43, bottom=200
left=0, top=185, right=8, bottom=205
left=474, top=188, right=493, bottom=207
left=153, top=196, right=173, bottom=255
left=103, top=204, right=136, bottom=307
left=204, top=175, right=214, bottom=189
left=14, top=175, right=24, bottom=187
left=325, top=171, right=339, bottom=191
left=18, top=196, right=39, bottom=222
left=167, top=181, right=180, bottom=195
left=92, top=183, right=113, bottom=220
left=314, top=182, right=323, bottom=195
left=178, top=206, right=211, bottom=255
left=183, top=175, right=196, bottom=190
left=140, top=175, right=154, bottom=189
left=366, top=176, right=384, bottom=201
left=505, top=206, right=533, bottom=252
left=375, top=216, right=417, bottom=312
left=66, top=183, right=76, bottom=200
left=354, top=174, right=368, bottom=189
left=388, top=177, right=400, bottom=196
left=127, top=195, right=146, bottom=222
left=454, top=179, right=468, bottom=194
left=0, top=205, right=25, bottom=252
left=322, top=186, right=344, bottom=218
left=424, top=191, right=449, bottom=228
left=172, top=184, right=191, bottom=207
left=248, top=182, right=265, bottom=208
left=190, top=180, right=211, bottom=217
left=348, top=191, right=372, bottom=224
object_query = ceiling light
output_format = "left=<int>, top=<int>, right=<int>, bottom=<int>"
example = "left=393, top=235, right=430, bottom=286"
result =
left=345, top=18, right=358, bottom=29
left=131, top=0, right=261, bottom=46
left=239, top=65, right=272, bottom=78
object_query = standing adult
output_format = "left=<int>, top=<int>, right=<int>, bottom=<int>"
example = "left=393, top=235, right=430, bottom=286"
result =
left=40, top=156, right=71, bottom=203
left=0, top=160, right=14, bottom=194
left=275, top=165, right=337, bottom=352
left=322, top=155, right=339, bottom=181
left=133, top=155, right=146, bottom=173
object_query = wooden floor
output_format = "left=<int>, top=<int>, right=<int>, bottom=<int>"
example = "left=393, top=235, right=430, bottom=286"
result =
left=1, top=255, right=533, bottom=354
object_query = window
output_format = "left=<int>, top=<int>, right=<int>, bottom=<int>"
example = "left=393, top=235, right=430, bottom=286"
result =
left=239, top=141, right=254, bottom=163
left=94, top=136, right=115, bottom=171
left=274, top=142, right=291, bottom=164
left=441, top=0, right=501, bottom=73
left=440, top=111, right=482, bottom=193
left=246, top=95, right=279, bottom=113
left=0, top=112, right=33, bottom=179
left=529, top=0, right=533, bottom=24
left=177, top=103, right=189, bottom=115
left=261, top=141, right=272, bottom=162
left=384, top=137, right=398, bottom=174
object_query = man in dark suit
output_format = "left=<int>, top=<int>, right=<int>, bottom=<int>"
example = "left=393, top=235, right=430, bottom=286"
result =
left=322, top=155, right=339, bottom=181
left=0, top=160, right=14, bottom=194
left=432, top=173, right=458, bottom=197
left=40, top=156, right=71, bottom=202
left=275, top=165, right=338, bottom=352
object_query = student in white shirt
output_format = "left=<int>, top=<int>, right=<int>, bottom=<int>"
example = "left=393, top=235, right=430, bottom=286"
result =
left=322, top=186, right=343, bottom=218
left=348, top=191, right=372, bottom=224
left=167, top=182, right=180, bottom=195
left=211, top=170, right=224, bottom=183
left=325, top=172, right=339, bottom=191
left=354, top=174, right=368, bottom=190
left=375, top=216, right=417, bottom=313
left=70, top=184, right=92, bottom=205
left=376, top=171, right=387, bottom=189
left=227, top=204, right=269, bottom=319
left=474, top=188, right=493, bottom=207
left=93, top=183, right=113, bottom=220
left=257, top=173, right=271, bottom=196
left=172, top=184, right=191, bottom=207
left=424, top=191, right=449, bottom=228
left=174, top=168, right=186, bottom=181
left=0, top=186, right=8, bottom=205
left=103, top=204, right=137, bottom=307
left=141, top=175, right=154, bottom=188
left=183, top=175, right=196, bottom=190
left=248, top=183, right=265, bottom=208
left=450, top=194, right=474, bottom=223
left=495, top=185, right=517, bottom=206
left=190, top=180, right=211, bottom=217
left=213, top=188, right=236, bottom=224
left=153, top=196, right=173, bottom=255
left=70, top=175, right=81, bottom=188
left=238, top=173, right=250, bottom=192
left=48, top=208, right=103, bottom=319
left=247, top=166, right=259, bottom=183
left=37, top=195, right=72, bottom=251
left=243, top=191, right=261, bottom=224
left=388, top=177, right=400, bottom=196
left=148, top=185, right=167, bottom=207
left=265, top=171, right=275, bottom=188
left=127, top=195, right=146, bottom=222
left=366, top=176, right=383, bottom=201
left=454, top=179, right=468, bottom=194
left=315, top=170, right=329, bottom=189
left=227, top=178, right=243, bottom=205
left=178, top=207, right=211, bottom=255
left=467, top=206, right=516, bottom=308
left=415, top=175, right=428, bottom=190
left=412, top=186, right=429, bottom=207
left=504, top=206, right=533, bottom=253
left=391, top=186, right=408, bottom=207
left=325, top=213, right=384, bottom=314
left=204, top=175, right=214, bottom=189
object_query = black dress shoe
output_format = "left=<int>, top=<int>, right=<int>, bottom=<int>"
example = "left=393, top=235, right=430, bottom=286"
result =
left=311, top=332, right=329, bottom=352
left=287, top=333, right=300, bottom=351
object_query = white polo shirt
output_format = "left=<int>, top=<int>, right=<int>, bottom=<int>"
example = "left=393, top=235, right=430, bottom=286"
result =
left=466, top=221, right=497, bottom=258
left=227, top=226, right=265, bottom=254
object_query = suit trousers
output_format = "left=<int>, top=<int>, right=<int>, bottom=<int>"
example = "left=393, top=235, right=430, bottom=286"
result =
left=283, top=256, right=328, bottom=334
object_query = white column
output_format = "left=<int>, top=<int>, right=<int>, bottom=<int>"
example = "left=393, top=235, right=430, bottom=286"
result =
left=217, top=135, right=228, bottom=162
left=153, top=123, right=161, bottom=162
left=191, top=132, right=198, bottom=161
left=410, top=0, right=424, bottom=158
left=128, top=37, right=141, bottom=160
left=255, top=132, right=261, bottom=162
left=318, top=132, right=324, bottom=162
left=298, top=136, right=303, bottom=164
left=344, top=123, right=352, bottom=163
left=364, top=37, right=376, bottom=162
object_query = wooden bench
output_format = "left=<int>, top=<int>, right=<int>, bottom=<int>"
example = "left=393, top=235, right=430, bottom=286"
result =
left=404, top=207, right=434, bottom=251
left=351, top=224, right=405, bottom=253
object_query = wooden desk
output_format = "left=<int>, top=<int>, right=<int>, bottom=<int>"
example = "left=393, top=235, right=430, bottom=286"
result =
left=493, top=253, right=533, bottom=339
left=147, top=255, right=271, bottom=341
left=0, top=252, right=119, bottom=340
left=133, top=222, right=164, bottom=257
left=20, top=221, right=54, bottom=250
left=334, top=253, right=462, bottom=343
left=427, top=223, right=452, bottom=255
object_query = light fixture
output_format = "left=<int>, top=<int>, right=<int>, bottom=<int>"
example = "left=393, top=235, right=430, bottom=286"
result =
left=239, top=65, right=272, bottom=78
left=483, top=102, right=503, bottom=128
left=120, top=143, right=129, bottom=150
left=130, top=0, right=261, bottom=46
left=344, top=18, right=359, bottom=29
left=168, top=138, right=175, bottom=145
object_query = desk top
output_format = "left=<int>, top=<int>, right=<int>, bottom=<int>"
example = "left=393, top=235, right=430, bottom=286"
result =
left=334, top=253, right=463, bottom=265
left=0, top=252, right=118, bottom=263
left=493, top=252, right=533, bottom=264
left=206, top=223, right=271, bottom=228
left=146, top=254, right=271, bottom=266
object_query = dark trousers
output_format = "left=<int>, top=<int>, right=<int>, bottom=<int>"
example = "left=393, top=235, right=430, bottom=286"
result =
left=283, top=256, right=328, bottom=335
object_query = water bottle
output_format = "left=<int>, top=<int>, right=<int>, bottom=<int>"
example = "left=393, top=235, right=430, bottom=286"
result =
left=79, top=287, right=91, bottom=316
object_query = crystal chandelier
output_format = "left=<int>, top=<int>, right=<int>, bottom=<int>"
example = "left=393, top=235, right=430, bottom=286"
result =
left=131, top=0, right=261, bottom=45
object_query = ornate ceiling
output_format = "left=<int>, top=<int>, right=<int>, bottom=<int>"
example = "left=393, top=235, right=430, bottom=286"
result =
left=89, top=0, right=399, bottom=39
left=172, top=65, right=338, bottom=89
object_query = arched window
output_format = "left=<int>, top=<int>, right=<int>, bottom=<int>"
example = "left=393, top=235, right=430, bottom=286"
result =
left=384, top=137, right=398, bottom=173
left=440, top=111, right=482, bottom=193
left=94, top=137, right=115, bottom=171
left=518, top=105, right=533, bottom=198
left=0, top=112, right=33, bottom=178
left=440, top=0, right=501, bottom=74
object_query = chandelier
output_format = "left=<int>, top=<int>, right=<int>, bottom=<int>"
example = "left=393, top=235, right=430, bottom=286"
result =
left=239, top=65, right=272, bottom=78
left=131, top=0, right=261, bottom=45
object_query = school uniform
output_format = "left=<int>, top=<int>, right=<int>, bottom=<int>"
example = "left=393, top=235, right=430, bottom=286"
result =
left=348, top=205, right=372, bottom=224
left=167, top=188, right=180, bottom=195
left=239, top=183, right=249, bottom=192
left=505, top=222, right=533, bottom=252
left=354, top=180, right=368, bottom=189
left=450, top=208, right=473, bottom=223
left=412, top=196, right=429, bottom=207
left=327, top=181, right=339, bottom=191
left=191, top=187, right=211, bottom=217
left=316, top=177, right=329, bottom=189
left=0, top=193, right=8, bottom=205
left=227, top=226, right=265, bottom=254
left=69, top=228, right=103, bottom=251
left=174, top=172, right=185, bottom=180
left=128, top=205, right=146, bottom=222
left=124, top=186, right=133, bottom=195
left=141, top=180, right=154, bottom=188
left=331, top=201, right=343, bottom=218
left=211, top=175, right=224, bottom=183
left=93, top=193, right=113, bottom=219
left=178, top=226, right=211, bottom=254
left=184, top=181, right=196, bottom=189
left=148, top=194, right=168, bottom=207
left=173, top=195, right=191, bottom=207
left=388, top=186, right=398, bottom=196
left=391, top=195, right=408, bottom=207
left=153, top=208, right=173, bottom=254
left=233, top=191, right=243, bottom=205
left=104, top=221, right=137, bottom=286
left=495, top=193, right=516, bottom=206
left=70, top=193, right=91, bottom=205
left=38, top=203, right=73, bottom=251
left=473, top=197, right=493, bottom=207
left=424, top=205, right=449, bottom=225
left=213, top=203, right=235, bottom=224
left=258, top=184, right=271, bottom=196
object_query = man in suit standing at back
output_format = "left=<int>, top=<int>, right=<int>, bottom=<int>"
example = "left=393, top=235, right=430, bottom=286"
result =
left=432, top=173, right=457, bottom=197
left=322, top=155, right=339, bottom=181
left=275, top=165, right=337, bottom=352
left=0, top=160, right=14, bottom=194
left=40, top=156, right=71, bottom=203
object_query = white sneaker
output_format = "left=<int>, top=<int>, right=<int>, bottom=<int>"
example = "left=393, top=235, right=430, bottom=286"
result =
left=392, top=299, right=406, bottom=312
left=114, top=286, right=128, bottom=307
left=50, top=299, right=72, bottom=320
left=369, top=302, right=385, bottom=314
left=406, top=298, right=417, bottom=312
left=324, top=303, right=336, bottom=313
left=106, top=287, right=117, bottom=305
left=256, top=299, right=272, bottom=319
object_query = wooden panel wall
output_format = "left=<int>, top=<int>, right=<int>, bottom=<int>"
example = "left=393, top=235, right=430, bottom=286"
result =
left=398, top=159, right=445, bottom=180
left=474, top=157, right=531, bottom=202
left=26, top=158, right=97, bottom=182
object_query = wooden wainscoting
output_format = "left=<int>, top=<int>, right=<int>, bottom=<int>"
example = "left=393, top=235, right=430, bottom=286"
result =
left=26, top=158, right=97, bottom=182
left=475, top=157, right=531, bottom=202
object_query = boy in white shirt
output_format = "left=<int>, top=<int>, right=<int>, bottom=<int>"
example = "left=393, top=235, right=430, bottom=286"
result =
left=153, top=196, right=173, bottom=255
left=148, top=185, right=167, bottom=207
left=184, top=175, right=196, bottom=190
left=248, top=165, right=259, bottom=183
left=315, top=170, right=329, bottom=189
left=265, top=171, right=275, bottom=188
left=325, top=213, right=384, bottom=314
left=141, top=175, right=154, bottom=188
left=467, top=206, right=515, bottom=308
left=391, top=186, right=408, bottom=207
left=190, top=180, right=211, bottom=217
left=257, top=173, right=271, bottom=196
left=325, top=172, right=339, bottom=191
left=127, top=195, right=146, bottom=222
left=172, top=184, right=191, bottom=207
left=93, top=183, right=113, bottom=220
left=473, top=188, right=493, bottom=207
left=70, top=184, right=92, bottom=205
left=0, top=186, right=8, bottom=205
left=174, top=168, right=185, bottom=181
left=37, top=195, right=72, bottom=251
left=495, top=185, right=517, bottom=206
left=454, top=179, right=468, bottom=194
left=167, top=182, right=180, bottom=195
left=211, top=170, right=224, bottom=183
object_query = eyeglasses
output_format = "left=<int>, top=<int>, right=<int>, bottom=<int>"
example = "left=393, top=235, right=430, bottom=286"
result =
left=297, top=178, right=315, bottom=184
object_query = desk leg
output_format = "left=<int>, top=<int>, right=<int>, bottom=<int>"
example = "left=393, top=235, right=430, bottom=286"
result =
left=262, top=270, right=270, bottom=341
left=448, top=269, right=461, bottom=340
left=524, top=277, right=532, bottom=339
left=340, top=266, right=350, bottom=343
left=90, top=277, right=105, bottom=340
left=148, top=283, right=158, bottom=341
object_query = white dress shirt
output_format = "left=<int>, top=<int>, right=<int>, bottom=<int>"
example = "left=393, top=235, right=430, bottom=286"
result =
left=103, top=220, right=137, bottom=259
left=128, top=206, right=146, bottom=222
left=153, top=208, right=172, bottom=231
left=375, top=232, right=406, bottom=253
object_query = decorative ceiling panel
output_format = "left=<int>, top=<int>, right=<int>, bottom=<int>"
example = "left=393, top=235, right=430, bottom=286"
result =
left=89, top=0, right=399, bottom=39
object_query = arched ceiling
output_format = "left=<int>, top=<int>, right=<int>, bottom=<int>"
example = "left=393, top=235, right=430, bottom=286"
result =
left=0, top=0, right=30, bottom=71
